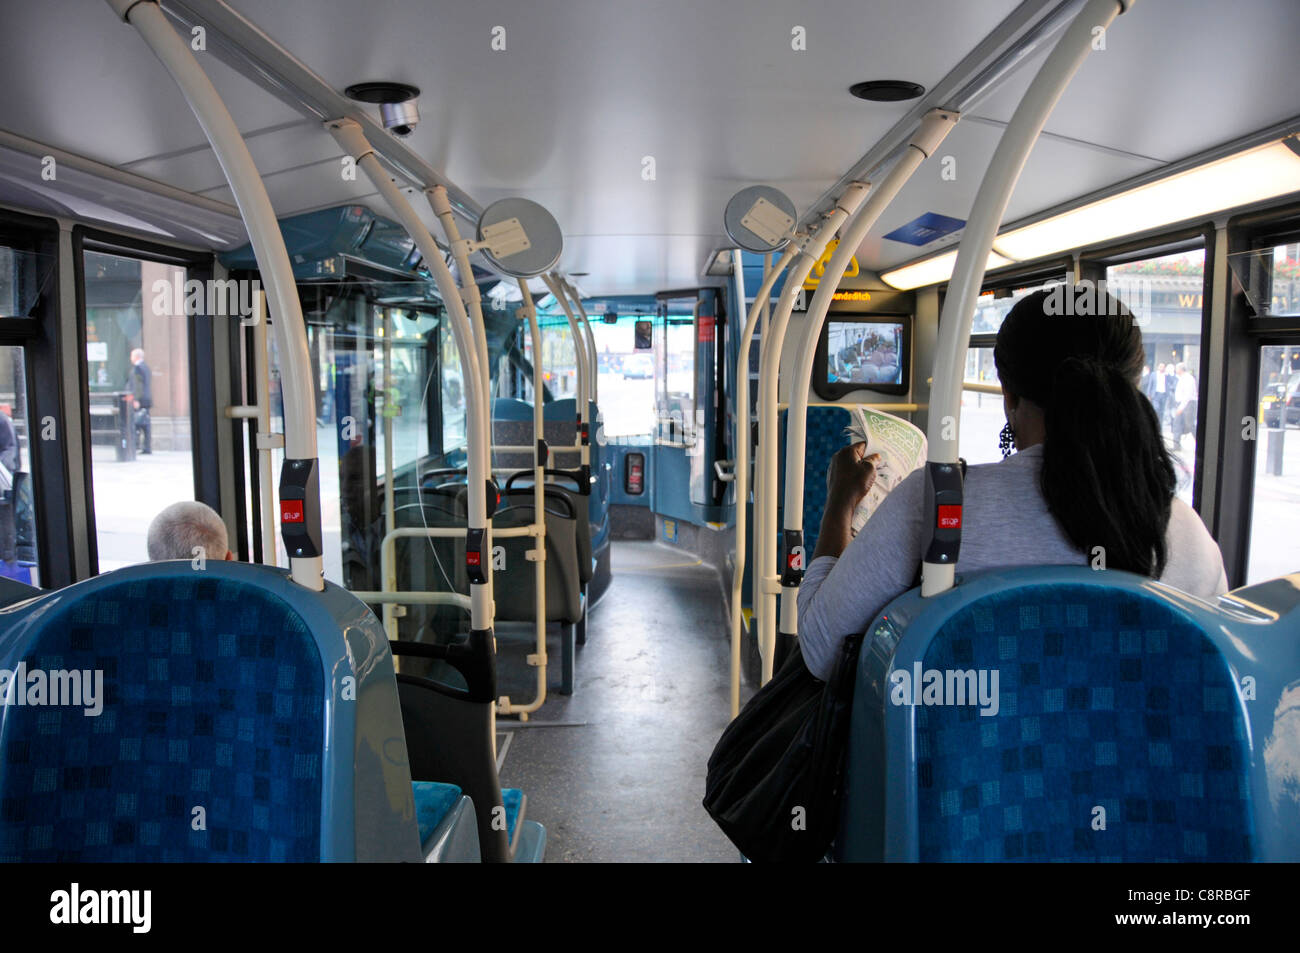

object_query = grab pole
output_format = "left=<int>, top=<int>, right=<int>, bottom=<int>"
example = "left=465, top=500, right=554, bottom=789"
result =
left=541, top=273, right=591, bottom=477
left=426, top=187, right=493, bottom=485
left=922, top=0, right=1132, bottom=597
left=563, top=278, right=599, bottom=408
left=778, top=108, right=957, bottom=638
left=729, top=243, right=797, bottom=716
left=756, top=183, right=870, bottom=683
left=327, top=118, right=494, bottom=632
left=109, top=0, right=323, bottom=590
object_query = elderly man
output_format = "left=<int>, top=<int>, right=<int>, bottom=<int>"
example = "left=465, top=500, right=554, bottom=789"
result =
left=129, top=347, right=152, bottom=455
left=146, top=501, right=234, bottom=562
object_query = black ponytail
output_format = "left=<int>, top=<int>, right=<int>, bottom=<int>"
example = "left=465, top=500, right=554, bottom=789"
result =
left=994, top=289, right=1176, bottom=577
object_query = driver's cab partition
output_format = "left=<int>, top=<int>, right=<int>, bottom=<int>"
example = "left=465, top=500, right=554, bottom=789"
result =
left=836, top=566, right=1300, bottom=862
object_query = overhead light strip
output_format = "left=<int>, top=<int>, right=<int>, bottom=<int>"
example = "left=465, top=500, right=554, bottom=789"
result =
left=881, top=137, right=1300, bottom=290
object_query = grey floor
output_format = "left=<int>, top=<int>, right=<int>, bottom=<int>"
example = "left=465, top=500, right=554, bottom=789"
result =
left=494, top=540, right=750, bottom=862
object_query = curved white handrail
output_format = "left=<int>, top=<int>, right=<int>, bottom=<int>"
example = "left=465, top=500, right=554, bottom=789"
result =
left=778, top=109, right=957, bottom=638
left=755, top=183, right=870, bottom=682
left=541, top=272, right=590, bottom=464
left=108, top=0, right=323, bottom=589
left=563, top=278, right=599, bottom=408
left=922, top=0, right=1131, bottom=597
left=327, top=119, right=493, bottom=631
left=728, top=243, right=796, bottom=715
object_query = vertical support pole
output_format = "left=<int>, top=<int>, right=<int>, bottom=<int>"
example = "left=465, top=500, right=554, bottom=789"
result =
left=755, top=184, right=870, bottom=683
left=778, top=109, right=957, bottom=641
left=728, top=244, right=796, bottom=717
left=109, top=0, right=322, bottom=589
left=328, top=118, right=493, bottom=632
left=382, top=306, right=396, bottom=640
left=541, top=273, right=590, bottom=476
left=922, top=0, right=1130, bottom=597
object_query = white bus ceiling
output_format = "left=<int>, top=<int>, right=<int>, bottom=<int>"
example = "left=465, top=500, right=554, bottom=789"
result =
left=0, top=0, right=1294, bottom=292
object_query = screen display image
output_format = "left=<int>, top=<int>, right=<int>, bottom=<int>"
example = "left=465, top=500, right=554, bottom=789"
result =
left=826, top=320, right=904, bottom=387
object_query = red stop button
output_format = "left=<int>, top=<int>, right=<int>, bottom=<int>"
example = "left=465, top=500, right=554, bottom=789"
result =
left=281, top=500, right=304, bottom=524
left=937, top=504, right=962, bottom=529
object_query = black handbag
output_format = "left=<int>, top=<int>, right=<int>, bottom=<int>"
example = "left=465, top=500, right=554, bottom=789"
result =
left=703, top=630, right=865, bottom=862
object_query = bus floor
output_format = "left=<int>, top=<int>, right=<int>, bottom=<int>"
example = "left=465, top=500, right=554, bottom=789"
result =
left=492, top=539, right=751, bottom=862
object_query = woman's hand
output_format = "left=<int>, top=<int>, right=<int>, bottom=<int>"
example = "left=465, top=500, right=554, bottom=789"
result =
left=812, top=443, right=881, bottom=561
left=826, top=443, right=880, bottom=512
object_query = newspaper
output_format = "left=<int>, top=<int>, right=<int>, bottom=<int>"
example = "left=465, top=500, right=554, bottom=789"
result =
left=842, top=406, right=927, bottom=534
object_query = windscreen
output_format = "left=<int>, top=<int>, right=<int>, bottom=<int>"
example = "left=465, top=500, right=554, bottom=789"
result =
left=826, top=319, right=904, bottom=386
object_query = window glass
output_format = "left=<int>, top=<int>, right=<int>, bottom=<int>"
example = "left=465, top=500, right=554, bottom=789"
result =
left=0, top=245, right=55, bottom=318
left=439, top=318, right=466, bottom=453
left=656, top=311, right=696, bottom=445
left=375, top=307, right=437, bottom=472
left=1267, top=243, right=1300, bottom=316
left=84, top=251, right=196, bottom=570
left=959, top=279, right=1065, bottom=464
left=0, top=345, right=40, bottom=586
left=1226, top=241, right=1300, bottom=317
left=970, top=280, right=1066, bottom=335
left=274, top=295, right=447, bottom=588
left=534, top=318, right=580, bottom=400
left=958, top=347, right=1004, bottom=465
left=1248, top=343, right=1300, bottom=583
left=1108, top=248, right=1205, bottom=504
left=588, top=315, right=656, bottom=438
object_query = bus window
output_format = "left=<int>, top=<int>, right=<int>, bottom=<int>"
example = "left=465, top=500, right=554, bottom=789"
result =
left=0, top=346, right=39, bottom=587
left=286, top=298, right=445, bottom=588
left=532, top=319, right=579, bottom=400
left=83, top=251, right=196, bottom=571
left=960, top=282, right=1063, bottom=464
left=1108, top=249, right=1205, bottom=504
left=656, top=311, right=696, bottom=445
left=375, top=307, right=437, bottom=472
left=592, top=315, right=656, bottom=438
left=959, top=346, right=1004, bottom=465
left=439, top=318, right=466, bottom=453
left=1248, top=239, right=1300, bottom=584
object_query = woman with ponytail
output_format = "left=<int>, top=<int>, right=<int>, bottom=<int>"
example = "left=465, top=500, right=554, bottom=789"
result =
left=798, top=287, right=1228, bottom=681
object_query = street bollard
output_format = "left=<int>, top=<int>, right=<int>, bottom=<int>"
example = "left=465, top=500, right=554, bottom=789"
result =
left=118, top=393, right=136, bottom=462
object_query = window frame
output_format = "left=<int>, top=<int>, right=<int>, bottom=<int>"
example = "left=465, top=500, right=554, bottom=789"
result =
left=1214, top=201, right=1300, bottom=585
left=0, top=208, right=74, bottom=587
left=72, top=225, right=216, bottom=575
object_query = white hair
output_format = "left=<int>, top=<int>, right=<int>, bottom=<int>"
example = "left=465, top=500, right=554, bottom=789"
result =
left=146, top=501, right=229, bottom=561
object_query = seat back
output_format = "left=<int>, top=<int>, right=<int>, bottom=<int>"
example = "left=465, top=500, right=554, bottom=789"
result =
left=836, top=567, right=1285, bottom=862
left=0, top=576, right=39, bottom=609
left=492, top=491, right=583, bottom=624
left=780, top=406, right=852, bottom=556
left=0, top=561, right=421, bottom=862
left=389, top=500, right=469, bottom=641
left=397, top=667, right=510, bottom=862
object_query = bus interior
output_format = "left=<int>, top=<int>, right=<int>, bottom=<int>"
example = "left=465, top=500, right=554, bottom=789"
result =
left=0, top=0, right=1297, bottom=869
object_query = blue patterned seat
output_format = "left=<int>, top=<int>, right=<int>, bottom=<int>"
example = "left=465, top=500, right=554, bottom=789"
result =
left=777, top=407, right=853, bottom=557
left=0, top=561, right=422, bottom=862
left=836, top=567, right=1300, bottom=862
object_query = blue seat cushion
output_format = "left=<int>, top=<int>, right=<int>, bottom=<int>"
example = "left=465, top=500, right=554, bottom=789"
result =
left=412, top=781, right=463, bottom=847
left=914, top=585, right=1253, bottom=861
left=502, top=787, right=524, bottom=843
left=0, top=575, right=325, bottom=862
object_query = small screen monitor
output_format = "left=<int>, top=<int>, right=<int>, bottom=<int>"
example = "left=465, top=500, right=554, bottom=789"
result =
left=813, top=315, right=911, bottom=399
